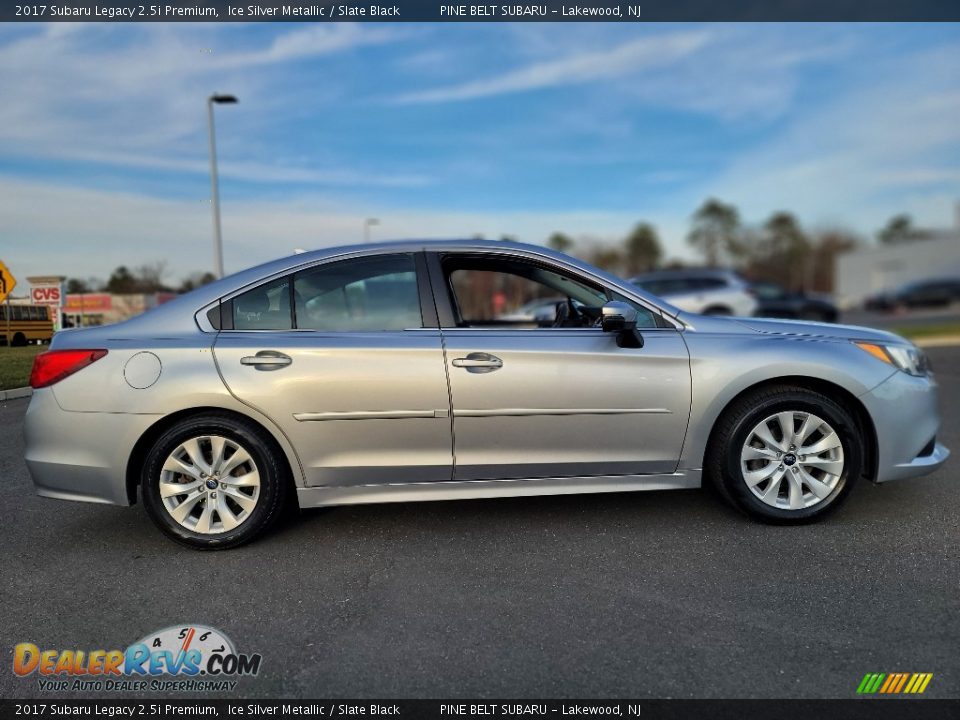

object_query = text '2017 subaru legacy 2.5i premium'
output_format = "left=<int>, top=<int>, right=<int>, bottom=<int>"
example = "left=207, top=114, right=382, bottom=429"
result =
left=24, top=241, right=949, bottom=548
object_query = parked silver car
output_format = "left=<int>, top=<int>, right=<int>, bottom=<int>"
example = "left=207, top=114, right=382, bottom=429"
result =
left=630, top=268, right=758, bottom=317
left=24, top=241, right=949, bottom=548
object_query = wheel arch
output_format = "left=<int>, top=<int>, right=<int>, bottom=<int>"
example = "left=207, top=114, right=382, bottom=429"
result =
left=125, top=406, right=300, bottom=505
left=702, top=376, right=878, bottom=483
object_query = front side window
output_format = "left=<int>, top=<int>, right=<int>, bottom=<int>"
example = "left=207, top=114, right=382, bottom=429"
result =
left=443, top=255, right=659, bottom=329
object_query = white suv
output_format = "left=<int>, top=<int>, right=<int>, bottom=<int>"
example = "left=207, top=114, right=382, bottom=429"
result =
left=629, top=269, right=758, bottom=317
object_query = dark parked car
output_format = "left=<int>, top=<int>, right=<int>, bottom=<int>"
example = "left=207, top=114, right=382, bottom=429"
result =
left=865, top=278, right=960, bottom=312
left=750, top=281, right=839, bottom=323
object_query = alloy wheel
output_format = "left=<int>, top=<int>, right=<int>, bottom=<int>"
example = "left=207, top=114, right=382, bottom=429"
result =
left=159, top=435, right=261, bottom=534
left=740, top=411, right=845, bottom=511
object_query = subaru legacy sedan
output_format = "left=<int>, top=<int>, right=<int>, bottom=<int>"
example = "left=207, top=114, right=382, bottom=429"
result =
left=24, top=240, right=949, bottom=549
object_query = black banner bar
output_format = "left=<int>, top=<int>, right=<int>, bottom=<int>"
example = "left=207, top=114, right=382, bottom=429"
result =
left=2, top=700, right=960, bottom=720
left=4, top=0, right=960, bottom=22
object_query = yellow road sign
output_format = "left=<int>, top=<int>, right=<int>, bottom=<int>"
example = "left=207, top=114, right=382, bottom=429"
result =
left=0, top=261, right=16, bottom=304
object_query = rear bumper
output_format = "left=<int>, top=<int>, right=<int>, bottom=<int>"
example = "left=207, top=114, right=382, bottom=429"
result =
left=23, top=388, right=159, bottom=506
left=860, top=370, right=950, bottom=483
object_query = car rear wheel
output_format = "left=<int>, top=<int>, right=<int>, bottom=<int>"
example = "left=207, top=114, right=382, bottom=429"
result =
left=706, top=385, right=863, bottom=523
left=142, top=414, right=289, bottom=549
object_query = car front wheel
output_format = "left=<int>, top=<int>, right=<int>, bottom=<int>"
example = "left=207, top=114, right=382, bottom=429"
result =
left=141, top=414, right=289, bottom=549
left=707, top=385, right=863, bottom=523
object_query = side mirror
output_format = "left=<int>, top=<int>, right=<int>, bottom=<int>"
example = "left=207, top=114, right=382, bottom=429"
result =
left=601, top=301, right=644, bottom=348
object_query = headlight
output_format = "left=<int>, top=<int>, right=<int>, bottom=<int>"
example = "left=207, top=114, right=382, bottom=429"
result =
left=854, top=341, right=930, bottom=376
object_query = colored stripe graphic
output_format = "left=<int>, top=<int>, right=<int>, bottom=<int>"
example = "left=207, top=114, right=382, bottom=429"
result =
left=893, top=673, right=909, bottom=693
left=857, top=672, right=932, bottom=694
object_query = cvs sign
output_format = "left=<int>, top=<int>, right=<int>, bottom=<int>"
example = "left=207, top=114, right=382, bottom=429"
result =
left=31, top=285, right=62, bottom=305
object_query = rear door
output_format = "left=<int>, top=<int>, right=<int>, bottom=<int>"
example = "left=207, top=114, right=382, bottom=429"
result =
left=213, top=252, right=453, bottom=488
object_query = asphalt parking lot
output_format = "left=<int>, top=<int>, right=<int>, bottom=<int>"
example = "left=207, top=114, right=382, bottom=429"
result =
left=1, top=347, right=957, bottom=700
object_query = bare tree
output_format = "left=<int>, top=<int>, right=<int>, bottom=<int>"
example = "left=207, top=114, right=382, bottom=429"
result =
left=135, top=261, right=170, bottom=293
left=808, top=230, right=860, bottom=293
left=687, top=199, right=741, bottom=267
left=623, top=223, right=662, bottom=276
left=878, top=214, right=928, bottom=244
left=757, top=212, right=812, bottom=290
left=178, top=272, right=218, bottom=293
left=588, top=246, right=624, bottom=275
left=547, top=232, right=575, bottom=254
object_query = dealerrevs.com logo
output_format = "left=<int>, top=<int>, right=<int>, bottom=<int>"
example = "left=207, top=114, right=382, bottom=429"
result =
left=14, top=624, right=262, bottom=693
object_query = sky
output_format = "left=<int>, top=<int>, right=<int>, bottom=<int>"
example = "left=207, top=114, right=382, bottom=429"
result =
left=0, top=22, right=959, bottom=285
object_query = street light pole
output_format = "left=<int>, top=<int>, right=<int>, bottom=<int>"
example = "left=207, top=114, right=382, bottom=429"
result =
left=364, top=217, right=380, bottom=243
left=207, top=93, right=237, bottom=278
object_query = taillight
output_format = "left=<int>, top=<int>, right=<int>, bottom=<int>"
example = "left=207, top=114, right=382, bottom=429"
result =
left=29, top=349, right=108, bottom=389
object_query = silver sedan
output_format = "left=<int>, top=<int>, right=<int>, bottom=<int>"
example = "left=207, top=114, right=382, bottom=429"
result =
left=23, top=240, right=949, bottom=548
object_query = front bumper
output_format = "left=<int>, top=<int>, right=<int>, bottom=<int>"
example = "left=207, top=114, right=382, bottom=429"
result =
left=860, top=370, right=950, bottom=482
left=23, top=388, right=160, bottom=506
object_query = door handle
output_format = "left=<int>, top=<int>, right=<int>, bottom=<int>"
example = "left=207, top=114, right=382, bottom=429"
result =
left=240, top=351, right=292, bottom=370
left=452, top=353, right=503, bottom=373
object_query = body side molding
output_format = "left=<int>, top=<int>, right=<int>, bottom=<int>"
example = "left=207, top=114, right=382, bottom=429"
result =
left=296, top=470, right=701, bottom=508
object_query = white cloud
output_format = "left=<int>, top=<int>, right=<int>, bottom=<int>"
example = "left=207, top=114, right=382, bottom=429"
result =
left=209, top=24, right=399, bottom=69
left=684, top=46, right=960, bottom=232
left=0, top=23, right=401, bottom=173
left=13, top=147, right=432, bottom=188
left=0, top=176, right=674, bottom=283
left=391, top=31, right=712, bottom=103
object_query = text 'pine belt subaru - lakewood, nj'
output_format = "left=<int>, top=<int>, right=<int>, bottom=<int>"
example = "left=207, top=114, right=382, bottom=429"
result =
left=24, top=241, right=949, bottom=548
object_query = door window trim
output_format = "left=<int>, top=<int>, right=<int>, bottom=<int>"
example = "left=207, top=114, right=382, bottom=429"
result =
left=425, top=250, right=677, bottom=331
left=204, top=251, right=439, bottom=333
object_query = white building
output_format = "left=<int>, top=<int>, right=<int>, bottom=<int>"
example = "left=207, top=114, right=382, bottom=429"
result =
left=834, top=231, right=960, bottom=308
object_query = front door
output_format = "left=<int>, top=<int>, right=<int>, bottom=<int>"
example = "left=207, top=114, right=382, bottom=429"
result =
left=213, top=252, right=452, bottom=487
left=432, top=252, right=691, bottom=481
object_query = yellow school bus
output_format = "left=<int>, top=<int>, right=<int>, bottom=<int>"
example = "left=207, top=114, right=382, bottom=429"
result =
left=1, top=304, right=54, bottom=346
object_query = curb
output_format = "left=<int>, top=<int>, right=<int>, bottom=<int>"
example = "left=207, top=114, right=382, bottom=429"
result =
left=912, top=335, right=960, bottom=349
left=0, top=386, right=32, bottom=401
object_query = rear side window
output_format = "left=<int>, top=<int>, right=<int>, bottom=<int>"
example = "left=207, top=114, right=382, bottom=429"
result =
left=229, top=254, right=421, bottom=332
left=294, top=254, right=421, bottom=331
left=233, top=276, right=293, bottom=330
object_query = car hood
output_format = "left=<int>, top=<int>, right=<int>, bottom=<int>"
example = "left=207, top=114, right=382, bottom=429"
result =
left=680, top=313, right=908, bottom=345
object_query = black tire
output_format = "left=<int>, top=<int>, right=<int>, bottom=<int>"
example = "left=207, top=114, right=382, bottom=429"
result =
left=141, top=413, right=289, bottom=549
left=11, top=332, right=26, bottom=347
left=706, top=385, right=863, bottom=523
